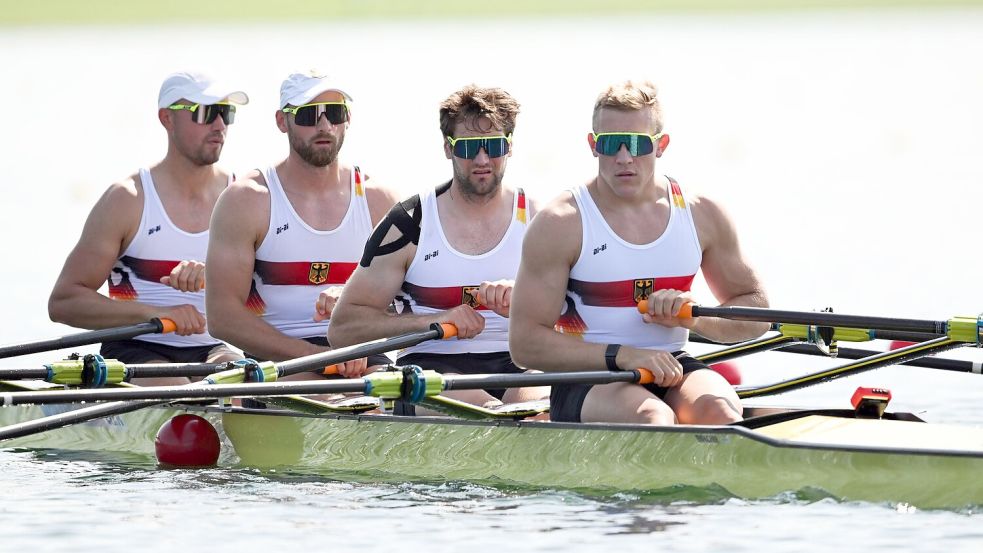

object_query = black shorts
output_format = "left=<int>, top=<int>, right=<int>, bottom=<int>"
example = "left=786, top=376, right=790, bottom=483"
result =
left=549, top=351, right=709, bottom=423
left=100, top=339, right=237, bottom=364
left=243, top=336, right=391, bottom=369
left=394, top=351, right=524, bottom=416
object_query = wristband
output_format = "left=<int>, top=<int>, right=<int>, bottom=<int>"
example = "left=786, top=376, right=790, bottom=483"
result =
left=605, top=343, right=622, bottom=371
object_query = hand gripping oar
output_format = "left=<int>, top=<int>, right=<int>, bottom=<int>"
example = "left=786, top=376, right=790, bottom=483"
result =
left=0, top=318, right=177, bottom=360
left=0, top=323, right=456, bottom=441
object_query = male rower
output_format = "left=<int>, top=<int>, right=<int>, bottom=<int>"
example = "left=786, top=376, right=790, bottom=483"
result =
left=48, top=71, right=247, bottom=384
left=329, top=85, right=549, bottom=414
left=509, top=80, right=769, bottom=425
left=206, top=71, right=399, bottom=379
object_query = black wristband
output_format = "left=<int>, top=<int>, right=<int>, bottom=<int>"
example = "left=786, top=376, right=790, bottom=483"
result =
left=605, top=343, right=622, bottom=371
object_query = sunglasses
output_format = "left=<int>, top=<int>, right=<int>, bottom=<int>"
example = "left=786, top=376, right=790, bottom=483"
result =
left=592, top=132, right=664, bottom=156
left=167, top=103, right=236, bottom=125
left=446, top=135, right=512, bottom=159
left=282, top=102, right=350, bottom=126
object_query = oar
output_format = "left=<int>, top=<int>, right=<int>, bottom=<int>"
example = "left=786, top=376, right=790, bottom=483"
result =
left=769, top=343, right=983, bottom=376
left=0, top=361, right=225, bottom=382
left=638, top=301, right=980, bottom=339
left=0, top=323, right=456, bottom=441
left=0, top=318, right=177, bottom=359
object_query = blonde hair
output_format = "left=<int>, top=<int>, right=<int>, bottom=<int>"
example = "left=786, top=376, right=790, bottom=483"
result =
left=592, top=80, right=663, bottom=133
left=439, top=85, right=520, bottom=138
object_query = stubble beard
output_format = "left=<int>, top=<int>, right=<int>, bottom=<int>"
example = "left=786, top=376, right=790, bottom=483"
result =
left=453, top=162, right=504, bottom=201
left=291, top=131, right=344, bottom=168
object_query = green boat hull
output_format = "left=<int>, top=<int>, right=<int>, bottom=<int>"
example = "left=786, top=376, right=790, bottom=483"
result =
left=3, top=403, right=981, bottom=509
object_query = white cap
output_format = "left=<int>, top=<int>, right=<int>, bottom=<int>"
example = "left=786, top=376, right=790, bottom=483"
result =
left=157, top=71, right=249, bottom=109
left=279, top=70, right=353, bottom=108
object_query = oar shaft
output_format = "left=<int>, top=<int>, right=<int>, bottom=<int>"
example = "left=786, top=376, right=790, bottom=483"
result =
left=0, top=319, right=171, bottom=359
left=777, top=344, right=982, bottom=374
left=275, top=323, right=454, bottom=376
left=0, top=399, right=164, bottom=441
left=0, top=379, right=368, bottom=406
left=0, top=362, right=226, bottom=381
left=736, top=337, right=966, bottom=398
left=690, top=305, right=948, bottom=335
left=441, top=370, right=644, bottom=390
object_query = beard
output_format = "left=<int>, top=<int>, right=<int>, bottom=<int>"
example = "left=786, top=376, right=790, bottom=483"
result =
left=176, top=132, right=223, bottom=167
left=290, top=131, right=344, bottom=168
left=452, top=161, right=504, bottom=200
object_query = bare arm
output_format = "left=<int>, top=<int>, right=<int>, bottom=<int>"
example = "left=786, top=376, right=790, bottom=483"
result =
left=329, top=223, right=485, bottom=346
left=509, top=194, right=610, bottom=372
left=47, top=177, right=205, bottom=335
left=205, top=175, right=322, bottom=360
left=686, top=195, right=769, bottom=342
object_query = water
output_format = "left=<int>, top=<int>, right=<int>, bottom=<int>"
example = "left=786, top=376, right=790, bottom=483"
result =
left=2, top=8, right=983, bottom=549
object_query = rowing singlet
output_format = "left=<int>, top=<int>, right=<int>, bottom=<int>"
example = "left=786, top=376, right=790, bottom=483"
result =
left=556, top=178, right=701, bottom=351
left=248, top=166, right=373, bottom=339
left=397, top=183, right=529, bottom=356
left=107, top=168, right=224, bottom=347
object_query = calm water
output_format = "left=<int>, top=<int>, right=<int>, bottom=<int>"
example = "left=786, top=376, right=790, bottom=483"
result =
left=2, top=9, right=983, bottom=550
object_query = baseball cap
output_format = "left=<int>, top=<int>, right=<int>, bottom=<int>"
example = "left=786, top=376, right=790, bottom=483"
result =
left=279, top=70, right=353, bottom=108
left=157, top=71, right=249, bottom=109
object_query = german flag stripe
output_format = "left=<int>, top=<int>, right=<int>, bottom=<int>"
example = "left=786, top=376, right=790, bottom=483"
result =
left=119, top=256, right=181, bottom=282
left=516, top=188, right=527, bottom=224
left=568, top=275, right=695, bottom=308
left=254, top=260, right=357, bottom=286
left=402, top=282, right=488, bottom=310
left=245, top=280, right=266, bottom=315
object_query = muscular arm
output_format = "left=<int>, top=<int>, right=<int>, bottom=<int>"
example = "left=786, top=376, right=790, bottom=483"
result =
left=48, top=177, right=204, bottom=334
left=509, top=194, right=613, bottom=372
left=686, top=195, right=769, bottom=342
left=205, top=176, right=322, bottom=360
left=329, top=199, right=485, bottom=347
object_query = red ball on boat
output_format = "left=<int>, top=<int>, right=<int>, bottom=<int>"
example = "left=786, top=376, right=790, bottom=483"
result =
left=889, top=340, right=916, bottom=351
left=710, top=361, right=742, bottom=385
left=155, top=414, right=220, bottom=467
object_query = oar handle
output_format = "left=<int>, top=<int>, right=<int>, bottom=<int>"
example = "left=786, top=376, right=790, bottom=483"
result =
left=155, top=318, right=177, bottom=334
left=636, top=300, right=694, bottom=318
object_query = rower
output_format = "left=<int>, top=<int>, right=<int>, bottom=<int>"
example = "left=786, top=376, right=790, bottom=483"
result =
left=47, top=72, right=247, bottom=385
left=205, top=71, right=400, bottom=382
left=509, top=80, right=770, bottom=425
left=329, top=85, right=550, bottom=415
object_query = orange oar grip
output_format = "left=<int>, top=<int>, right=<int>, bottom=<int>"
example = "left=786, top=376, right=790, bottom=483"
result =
left=636, top=368, right=655, bottom=385
left=159, top=318, right=177, bottom=334
left=636, top=300, right=694, bottom=318
left=323, top=364, right=339, bottom=375
left=439, top=323, right=458, bottom=339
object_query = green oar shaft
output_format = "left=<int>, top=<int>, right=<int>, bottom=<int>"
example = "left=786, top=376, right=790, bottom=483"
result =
left=0, top=319, right=170, bottom=359
left=736, top=337, right=966, bottom=398
left=0, top=362, right=225, bottom=381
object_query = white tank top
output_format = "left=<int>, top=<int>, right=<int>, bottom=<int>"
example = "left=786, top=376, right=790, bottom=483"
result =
left=248, top=165, right=374, bottom=339
left=398, top=184, right=528, bottom=356
left=107, top=168, right=223, bottom=347
left=557, top=177, right=702, bottom=351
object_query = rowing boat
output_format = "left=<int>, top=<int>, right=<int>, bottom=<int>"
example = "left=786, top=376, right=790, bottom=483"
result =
left=1, top=397, right=981, bottom=509
left=1, top=307, right=981, bottom=509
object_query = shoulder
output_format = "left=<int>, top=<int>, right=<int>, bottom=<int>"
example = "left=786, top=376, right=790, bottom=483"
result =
left=685, top=190, right=738, bottom=247
left=221, top=169, right=270, bottom=203
left=100, top=172, right=143, bottom=210
left=524, top=190, right=581, bottom=244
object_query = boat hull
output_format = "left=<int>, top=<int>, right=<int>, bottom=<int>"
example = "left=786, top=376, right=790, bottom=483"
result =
left=2, top=403, right=981, bottom=509
left=222, top=410, right=983, bottom=509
